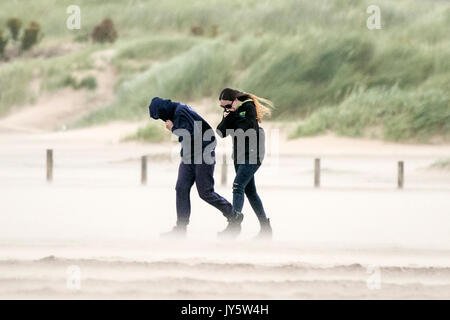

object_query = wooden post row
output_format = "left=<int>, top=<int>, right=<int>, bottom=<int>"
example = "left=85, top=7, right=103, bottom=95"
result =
left=43, top=151, right=404, bottom=190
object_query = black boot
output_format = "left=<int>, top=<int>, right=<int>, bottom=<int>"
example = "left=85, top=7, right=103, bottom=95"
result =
left=254, top=218, right=272, bottom=240
left=218, top=212, right=244, bottom=239
left=160, top=224, right=187, bottom=239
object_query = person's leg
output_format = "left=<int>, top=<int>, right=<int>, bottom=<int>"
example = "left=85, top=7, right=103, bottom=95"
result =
left=194, top=163, right=233, bottom=219
left=244, top=175, right=268, bottom=223
left=232, top=164, right=260, bottom=214
left=243, top=169, right=272, bottom=239
left=175, top=162, right=195, bottom=226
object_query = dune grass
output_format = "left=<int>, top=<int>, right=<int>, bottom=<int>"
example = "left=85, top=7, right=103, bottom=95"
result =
left=291, top=86, right=450, bottom=142
left=0, top=45, right=96, bottom=116
left=0, top=59, right=36, bottom=116
left=114, top=36, right=201, bottom=61
left=1, top=0, right=449, bottom=142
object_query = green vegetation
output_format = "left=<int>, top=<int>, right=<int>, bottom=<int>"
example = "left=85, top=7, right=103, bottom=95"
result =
left=111, top=36, right=201, bottom=74
left=6, top=18, right=22, bottom=41
left=92, top=18, right=118, bottom=44
left=38, top=47, right=95, bottom=92
left=78, top=76, right=97, bottom=90
left=61, top=75, right=97, bottom=90
left=0, top=60, right=34, bottom=115
left=115, top=36, right=200, bottom=61
left=0, top=0, right=448, bottom=142
left=0, top=45, right=95, bottom=115
left=74, top=36, right=274, bottom=127
left=0, top=30, right=8, bottom=57
left=20, top=21, right=42, bottom=51
left=430, top=159, right=450, bottom=171
left=1, top=17, right=42, bottom=59
left=291, top=87, right=450, bottom=142
left=61, top=75, right=78, bottom=88
left=73, top=33, right=89, bottom=43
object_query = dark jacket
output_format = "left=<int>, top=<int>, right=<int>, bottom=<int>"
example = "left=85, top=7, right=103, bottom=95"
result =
left=149, top=97, right=216, bottom=164
left=216, top=99, right=265, bottom=165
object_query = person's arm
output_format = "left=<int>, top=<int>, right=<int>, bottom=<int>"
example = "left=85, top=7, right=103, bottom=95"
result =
left=172, top=114, right=193, bottom=134
left=170, top=114, right=194, bottom=146
left=216, top=111, right=237, bottom=138
left=233, top=103, right=258, bottom=131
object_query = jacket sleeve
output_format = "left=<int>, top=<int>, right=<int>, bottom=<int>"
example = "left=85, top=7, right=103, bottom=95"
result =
left=172, top=114, right=193, bottom=135
left=216, top=112, right=237, bottom=138
left=171, top=114, right=195, bottom=145
left=233, top=104, right=258, bottom=131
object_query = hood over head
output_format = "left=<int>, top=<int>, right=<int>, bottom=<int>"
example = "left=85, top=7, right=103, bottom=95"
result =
left=149, top=97, right=177, bottom=121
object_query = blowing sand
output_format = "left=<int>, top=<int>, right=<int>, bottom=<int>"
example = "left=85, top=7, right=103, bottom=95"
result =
left=1, top=112, right=450, bottom=299
left=2, top=40, right=450, bottom=300
left=2, top=241, right=450, bottom=299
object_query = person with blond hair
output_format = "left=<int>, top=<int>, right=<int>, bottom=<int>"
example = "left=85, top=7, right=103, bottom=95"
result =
left=216, top=88, right=273, bottom=239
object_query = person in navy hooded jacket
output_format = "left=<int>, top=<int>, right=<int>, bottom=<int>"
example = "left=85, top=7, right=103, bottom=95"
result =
left=149, top=97, right=242, bottom=238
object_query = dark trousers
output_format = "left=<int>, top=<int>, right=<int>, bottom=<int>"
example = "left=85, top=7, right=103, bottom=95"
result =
left=232, top=163, right=267, bottom=223
left=175, top=162, right=233, bottom=226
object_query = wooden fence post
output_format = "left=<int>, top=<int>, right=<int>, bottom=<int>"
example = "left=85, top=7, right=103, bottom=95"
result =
left=314, top=158, right=321, bottom=188
left=141, top=155, right=147, bottom=185
left=398, top=161, right=404, bottom=189
left=221, top=154, right=227, bottom=186
left=46, top=149, right=53, bottom=182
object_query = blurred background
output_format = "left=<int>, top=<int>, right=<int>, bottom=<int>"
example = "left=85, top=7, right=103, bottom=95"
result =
left=0, top=0, right=449, bottom=142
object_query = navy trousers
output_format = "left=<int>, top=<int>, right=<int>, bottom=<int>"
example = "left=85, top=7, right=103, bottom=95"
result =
left=232, top=163, right=267, bottom=223
left=175, top=162, right=233, bottom=226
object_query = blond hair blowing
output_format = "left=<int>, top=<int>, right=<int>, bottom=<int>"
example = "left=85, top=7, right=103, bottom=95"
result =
left=243, top=92, right=274, bottom=123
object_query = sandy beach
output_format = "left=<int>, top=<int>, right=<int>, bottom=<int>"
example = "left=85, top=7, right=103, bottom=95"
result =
left=1, top=0, right=449, bottom=302
left=1, top=122, right=450, bottom=299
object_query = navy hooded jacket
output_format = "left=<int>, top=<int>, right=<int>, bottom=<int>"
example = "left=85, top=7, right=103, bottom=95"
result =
left=149, top=97, right=216, bottom=164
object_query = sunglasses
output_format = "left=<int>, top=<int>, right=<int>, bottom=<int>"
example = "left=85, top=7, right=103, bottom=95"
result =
left=219, top=103, right=233, bottom=109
